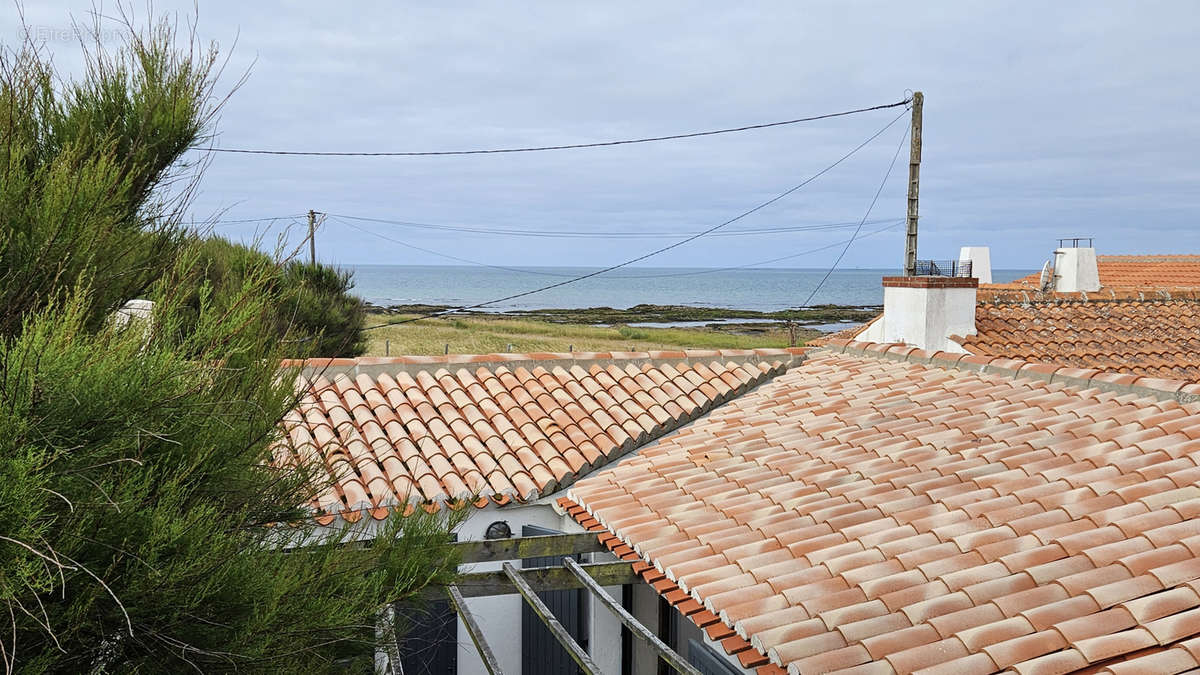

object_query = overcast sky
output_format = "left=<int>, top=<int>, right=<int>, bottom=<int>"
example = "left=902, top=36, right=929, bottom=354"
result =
left=8, top=2, right=1200, bottom=270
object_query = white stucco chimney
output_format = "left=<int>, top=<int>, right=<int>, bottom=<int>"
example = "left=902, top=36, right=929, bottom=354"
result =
left=958, top=246, right=992, bottom=284
left=1052, top=246, right=1101, bottom=293
left=861, top=275, right=978, bottom=353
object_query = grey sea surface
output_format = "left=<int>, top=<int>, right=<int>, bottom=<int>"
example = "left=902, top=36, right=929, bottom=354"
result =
left=349, top=265, right=1033, bottom=315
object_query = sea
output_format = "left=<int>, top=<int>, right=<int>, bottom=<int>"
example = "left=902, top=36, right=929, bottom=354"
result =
left=348, top=265, right=1034, bottom=316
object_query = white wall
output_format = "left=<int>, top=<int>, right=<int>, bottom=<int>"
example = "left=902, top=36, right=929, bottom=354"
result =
left=855, top=314, right=885, bottom=343
left=590, top=568, right=625, bottom=675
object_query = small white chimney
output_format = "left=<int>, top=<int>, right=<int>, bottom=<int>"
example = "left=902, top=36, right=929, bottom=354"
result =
left=1053, top=245, right=1100, bottom=293
left=859, top=275, right=977, bottom=353
left=958, top=246, right=992, bottom=284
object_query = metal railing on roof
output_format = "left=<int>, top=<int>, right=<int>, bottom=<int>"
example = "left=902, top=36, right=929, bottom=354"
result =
left=1057, top=237, right=1094, bottom=248
left=912, top=259, right=973, bottom=278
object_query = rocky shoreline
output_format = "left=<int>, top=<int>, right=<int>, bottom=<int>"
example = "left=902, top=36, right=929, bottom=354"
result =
left=364, top=302, right=879, bottom=333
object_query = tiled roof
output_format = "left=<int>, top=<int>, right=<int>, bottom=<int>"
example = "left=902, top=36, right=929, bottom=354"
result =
left=956, top=298, right=1200, bottom=380
left=996, top=255, right=1200, bottom=292
left=562, top=342, right=1200, bottom=674
left=272, top=350, right=801, bottom=522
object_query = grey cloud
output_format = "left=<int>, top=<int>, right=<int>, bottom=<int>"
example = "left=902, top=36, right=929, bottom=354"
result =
left=4, top=1, right=1198, bottom=271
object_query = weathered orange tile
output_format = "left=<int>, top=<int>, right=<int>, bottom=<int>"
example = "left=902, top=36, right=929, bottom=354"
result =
left=551, top=346, right=1200, bottom=674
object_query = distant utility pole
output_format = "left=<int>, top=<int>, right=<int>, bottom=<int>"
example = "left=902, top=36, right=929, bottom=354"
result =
left=307, top=210, right=325, bottom=265
left=903, top=91, right=923, bottom=276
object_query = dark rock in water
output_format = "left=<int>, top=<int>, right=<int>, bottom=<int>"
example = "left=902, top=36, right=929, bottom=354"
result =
left=365, top=302, right=879, bottom=326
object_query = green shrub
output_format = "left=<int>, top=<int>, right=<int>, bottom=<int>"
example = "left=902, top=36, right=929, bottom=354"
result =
left=279, top=260, right=367, bottom=357
left=179, top=237, right=367, bottom=358
left=0, top=15, right=456, bottom=673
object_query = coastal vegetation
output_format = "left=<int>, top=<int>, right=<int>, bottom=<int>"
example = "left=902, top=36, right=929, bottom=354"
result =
left=187, top=238, right=368, bottom=357
left=0, top=15, right=454, bottom=673
left=364, top=311, right=832, bottom=355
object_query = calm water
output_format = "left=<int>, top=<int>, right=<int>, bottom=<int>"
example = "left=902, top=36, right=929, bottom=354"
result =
left=348, top=265, right=1034, bottom=312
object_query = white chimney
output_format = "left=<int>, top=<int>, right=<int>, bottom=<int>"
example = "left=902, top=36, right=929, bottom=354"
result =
left=1053, top=246, right=1100, bottom=292
left=863, top=275, right=977, bottom=353
left=958, top=246, right=992, bottom=284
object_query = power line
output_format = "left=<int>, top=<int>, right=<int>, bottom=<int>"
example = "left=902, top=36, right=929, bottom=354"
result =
left=203, top=215, right=307, bottom=226
left=363, top=107, right=909, bottom=331
left=332, top=216, right=901, bottom=279
left=611, top=220, right=904, bottom=279
left=797, top=123, right=911, bottom=309
left=191, top=99, right=910, bottom=157
left=329, top=212, right=896, bottom=239
left=330, top=217, right=569, bottom=277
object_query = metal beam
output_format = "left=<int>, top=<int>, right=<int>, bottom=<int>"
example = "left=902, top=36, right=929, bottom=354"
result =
left=447, top=585, right=504, bottom=675
left=444, top=560, right=636, bottom=599
left=564, top=558, right=701, bottom=675
left=502, top=562, right=601, bottom=675
left=454, top=532, right=606, bottom=563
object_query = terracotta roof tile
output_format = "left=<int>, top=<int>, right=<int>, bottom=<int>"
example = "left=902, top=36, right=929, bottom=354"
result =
left=995, top=255, right=1200, bottom=292
left=829, top=258, right=1200, bottom=380
left=275, top=350, right=796, bottom=518
left=957, top=298, right=1200, bottom=381
left=562, top=346, right=1200, bottom=674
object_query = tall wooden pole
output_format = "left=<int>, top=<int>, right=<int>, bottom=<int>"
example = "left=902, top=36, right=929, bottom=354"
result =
left=904, top=92, right=923, bottom=276
left=307, top=209, right=317, bottom=265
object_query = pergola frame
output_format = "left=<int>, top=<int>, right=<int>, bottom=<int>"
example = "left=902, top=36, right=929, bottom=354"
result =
left=437, top=532, right=701, bottom=675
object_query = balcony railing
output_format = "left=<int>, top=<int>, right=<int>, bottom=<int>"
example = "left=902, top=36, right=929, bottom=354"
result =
left=912, top=259, right=973, bottom=278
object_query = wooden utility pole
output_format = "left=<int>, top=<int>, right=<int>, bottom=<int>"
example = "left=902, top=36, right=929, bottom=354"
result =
left=903, top=91, right=923, bottom=276
left=307, top=210, right=318, bottom=265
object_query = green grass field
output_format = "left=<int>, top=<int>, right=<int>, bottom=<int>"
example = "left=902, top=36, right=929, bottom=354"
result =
left=363, top=313, right=811, bottom=356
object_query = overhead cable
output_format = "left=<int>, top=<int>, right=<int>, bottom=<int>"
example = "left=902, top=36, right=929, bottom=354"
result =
left=192, top=99, right=910, bottom=157
left=329, top=213, right=896, bottom=239
left=612, top=220, right=904, bottom=279
left=331, top=217, right=568, bottom=277
left=797, top=124, right=911, bottom=309
left=362, top=107, right=909, bottom=331
left=332, top=216, right=901, bottom=280
left=204, top=215, right=307, bottom=226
